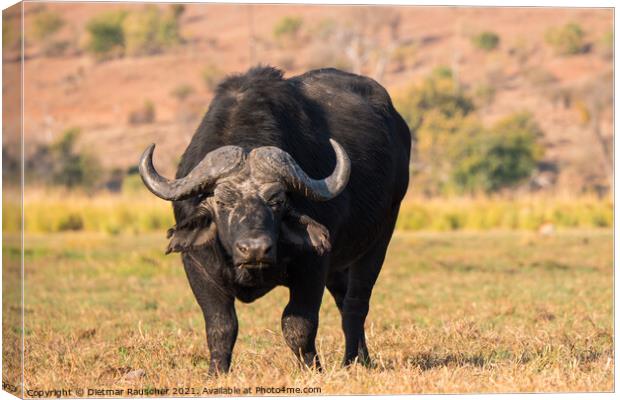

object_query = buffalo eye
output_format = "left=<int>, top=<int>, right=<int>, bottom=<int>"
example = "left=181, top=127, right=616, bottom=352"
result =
left=269, top=199, right=284, bottom=210
left=267, top=194, right=286, bottom=210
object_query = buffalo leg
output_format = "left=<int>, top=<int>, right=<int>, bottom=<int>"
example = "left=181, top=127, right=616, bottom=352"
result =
left=341, top=210, right=399, bottom=366
left=327, top=269, right=370, bottom=364
left=182, top=253, right=238, bottom=375
left=282, top=259, right=327, bottom=370
left=326, top=269, right=347, bottom=311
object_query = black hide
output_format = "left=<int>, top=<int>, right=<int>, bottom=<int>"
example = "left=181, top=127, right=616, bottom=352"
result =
left=168, top=66, right=410, bottom=374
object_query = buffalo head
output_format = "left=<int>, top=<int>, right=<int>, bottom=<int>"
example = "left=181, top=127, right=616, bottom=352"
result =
left=139, top=140, right=350, bottom=272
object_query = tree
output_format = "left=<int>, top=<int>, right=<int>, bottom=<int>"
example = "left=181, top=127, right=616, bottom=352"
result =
left=545, top=22, right=587, bottom=55
left=123, top=5, right=182, bottom=56
left=311, top=8, right=413, bottom=81
left=575, top=70, right=613, bottom=191
left=471, top=31, right=500, bottom=51
left=33, top=10, right=65, bottom=40
left=395, top=69, right=546, bottom=195
left=123, top=6, right=162, bottom=56
left=452, top=113, right=544, bottom=193
left=51, top=128, right=103, bottom=188
left=27, top=128, right=103, bottom=189
left=84, top=10, right=127, bottom=60
left=395, top=67, right=477, bottom=195
left=85, top=6, right=182, bottom=60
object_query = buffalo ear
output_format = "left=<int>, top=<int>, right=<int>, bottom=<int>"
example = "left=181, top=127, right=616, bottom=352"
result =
left=280, top=211, right=331, bottom=255
left=166, top=223, right=217, bottom=254
left=166, top=202, right=216, bottom=254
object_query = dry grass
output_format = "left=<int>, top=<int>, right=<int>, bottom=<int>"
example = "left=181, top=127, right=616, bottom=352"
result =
left=8, top=229, right=613, bottom=395
left=3, top=190, right=612, bottom=234
left=396, top=195, right=612, bottom=231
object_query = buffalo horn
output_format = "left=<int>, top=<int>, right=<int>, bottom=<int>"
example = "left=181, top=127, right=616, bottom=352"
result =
left=139, top=144, right=245, bottom=201
left=249, top=139, right=350, bottom=201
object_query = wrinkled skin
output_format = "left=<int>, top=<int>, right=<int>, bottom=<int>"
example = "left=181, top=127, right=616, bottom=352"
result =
left=151, top=66, right=411, bottom=375
left=168, top=164, right=330, bottom=289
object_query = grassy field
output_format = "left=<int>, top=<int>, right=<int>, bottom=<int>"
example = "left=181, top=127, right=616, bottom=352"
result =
left=2, top=189, right=613, bottom=234
left=8, top=228, right=613, bottom=395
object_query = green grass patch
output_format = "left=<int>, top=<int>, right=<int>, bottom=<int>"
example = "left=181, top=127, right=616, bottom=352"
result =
left=12, top=190, right=613, bottom=234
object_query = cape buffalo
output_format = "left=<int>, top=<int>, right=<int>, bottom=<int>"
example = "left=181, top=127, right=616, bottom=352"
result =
left=139, top=66, right=411, bottom=374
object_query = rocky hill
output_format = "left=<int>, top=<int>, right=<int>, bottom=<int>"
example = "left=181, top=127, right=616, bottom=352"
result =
left=3, top=3, right=613, bottom=194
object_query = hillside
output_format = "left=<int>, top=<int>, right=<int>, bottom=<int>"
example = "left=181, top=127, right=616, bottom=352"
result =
left=3, top=3, right=613, bottom=193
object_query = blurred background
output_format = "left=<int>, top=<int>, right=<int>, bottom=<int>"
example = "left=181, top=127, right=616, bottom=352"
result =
left=2, top=3, right=613, bottom=233
left=2, top=4, right=614, bottom=393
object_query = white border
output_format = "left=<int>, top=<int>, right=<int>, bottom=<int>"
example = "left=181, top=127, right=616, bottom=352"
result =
left=0, top=1, right=616, bottom=400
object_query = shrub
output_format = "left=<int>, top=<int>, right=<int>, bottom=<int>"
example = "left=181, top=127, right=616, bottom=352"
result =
left=128, top=101, right=156, bottom=124
left=3, top=18, right=19, bottom=50
left=395, top=70, right=549, bottom=195
left=123, top=5, right=181, bottom=56
left=509, top=37, right=531, bottom=69
left=84, top=10, right=127, bottom=60
left=58, top=213, right=84, bottom=231
left=202, top=64, right=224, bottom=91
left=85, top=6, right=181, bottom=60
left=573, top=100, right=591, bottom=125
left=472, top=31, right=500, bottom=51
left=273, top=16, right=303, bottom=42
left=545, top=22, right=587, bottom=55
left=395, top=67, right=475, bottom=132
left=170, top=84, right=195, bottom=101
left=27, top=128, right=104, bottom=190
left=33, top=10, right=65, bottom=40
left=452, top=112, right=544, bottom=193
left=394, top=67, right=478, bottom=195
left=156, top=7, right=182, bottom=46
left=395, top=66, right=553, bottom=196
left=170, top=4, right=185, bottom=19
left=3, top=145, right=20, bottom=185
left=122, top=6, right=161, bottom=56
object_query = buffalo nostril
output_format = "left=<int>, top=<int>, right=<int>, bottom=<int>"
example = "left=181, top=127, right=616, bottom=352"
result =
left=235, top=237, right=274, bottom=262
left=255, top=237, right=273, bottom=258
